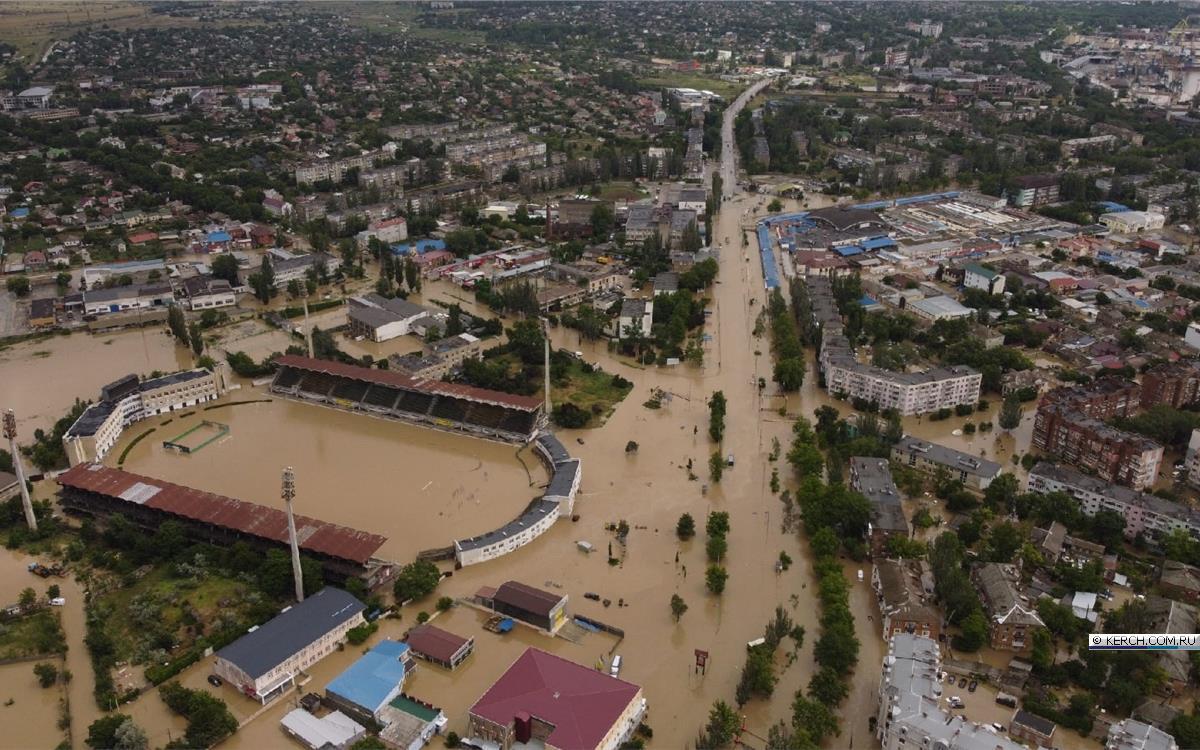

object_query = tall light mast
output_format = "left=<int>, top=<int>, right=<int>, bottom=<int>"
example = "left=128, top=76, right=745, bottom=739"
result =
left=3, top=410, right=36, bottom=532
left=281, top=467, right=304, bottom=603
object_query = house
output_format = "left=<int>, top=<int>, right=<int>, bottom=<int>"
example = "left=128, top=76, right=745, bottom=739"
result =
left=1159, top=560, right=1200, bottom=603
left=962, top=263, right=1005, bottom=295
left=213, top=587, right=365, bottom=703
left=466, top=648, right=647, bottom=750
left=871, top=559, right=940, bottom=642
left=1105, top=719, right=1180, bottom=750
left=652, top=272, right=679, bottom=296
left=1010, top=709, right=1056, bottom=748
left=405, top=623, right=474, bottom=670
left=488, top=581, right=568, bottom=635
left=180, top=276, right=236, bottom=311
left=972, top=562, right=1044, bottom=652
left=280, top=709, right=365, bottom=750
left=347, top=294, right=432, bottom=342
left=325, top=640, right=415, bottom=725
left=1030, top=521, right=1067, bottom=564
left=616, top=298, right=653, bottom=339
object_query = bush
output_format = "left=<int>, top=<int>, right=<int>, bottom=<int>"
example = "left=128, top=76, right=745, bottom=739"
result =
left=705, top=565, right=728, bottom=594
left=436, top=596, right=454, bottom=612
left=416, top=611, right=430, bottom=624
left=552, top=402, right=590, bottom=428
left=676, top=513, right=695, bottom=540
left=346, top=621, right=378, bottom=646
left=393, top=560, right=441, bottom=603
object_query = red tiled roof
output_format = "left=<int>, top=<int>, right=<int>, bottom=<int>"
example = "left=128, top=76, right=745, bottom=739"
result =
left=470, top=648, right=640, bottom=750
left=406, top=623, right=471, bottom=663
left=58, top=464, right=386, bottom=565
left=274, top=355, right=542, bottom=412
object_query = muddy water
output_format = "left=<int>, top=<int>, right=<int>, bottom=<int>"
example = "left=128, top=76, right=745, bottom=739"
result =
left=0, top=328, right=191, bottom=434
left=113, top=398, right=544, bottom=560
left=0, top=660, right=65, bottom=749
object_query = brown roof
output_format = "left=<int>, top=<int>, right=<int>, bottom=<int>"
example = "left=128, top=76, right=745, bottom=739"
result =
left=406, top=623, right=472, bottom=662
left=494, top=580, right=565, bottom=617
left=274, top=354, right=542, bottom=412
left=58, top=464, right=386, bottom=565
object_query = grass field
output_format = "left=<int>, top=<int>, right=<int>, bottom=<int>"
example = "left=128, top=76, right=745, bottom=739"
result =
left=329, top=1, right=486, bottom=44
left=0, top=609, right=66, bottom=660
left=597, top=181, right=649, bottom=202
left=555, top=359, right=633, bottom=427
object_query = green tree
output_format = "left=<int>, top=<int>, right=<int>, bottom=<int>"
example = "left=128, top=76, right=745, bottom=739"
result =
left=436, top=596, right=453, bottom=612
left=6, top=276, right=30, bottom=297
left=87, top=715, right=134, bottom=749
left=699, top=700, right=740, bottom=747
left=998, top=393, right=1022, bottom=430
left=706, top=511, right=731, bottom=538
left=768, top=198, right=784, bottom=212
left=953, top=610, right=989, bottom=651
left=807, top=666, right=848, bottom=706
left=55, top=271, right=71, bottom=289
left=393, top=560, right=441, bottom=602
left=708, top=391, right=727, bottom=443
left=676, top=512, right=696, bottom=540
left=18, top=587, right=35, bottom=607
left=705, top=564, right=728, bottom=594
left=709, top=451, right=724, bottom=482
left=791, top=694, right=838, bottom=744
left=188, top=322, right=204, bottom=356
left=167, top=304, right=188, bottom=346
left=774, top=357, right=806, bottom=391
left=670, top=593, right=688, bottom=621
left=33, top=662, right=58, bottom=687
left=590, top=202, right=614, bottom=238
left=114, top=718, right=148, bottom=750
left=211, top=254, right=240, bottom=285
left=706, top=534, right=728, bottom=562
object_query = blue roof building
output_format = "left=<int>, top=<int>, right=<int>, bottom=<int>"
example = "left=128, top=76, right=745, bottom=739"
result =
left=10, top=207, right=30, bottom=219
left=325, top=640, right=414, bottom=723
left=391, top=238, right=447, bottom=256
left=207, top=230, right=232, bottom=243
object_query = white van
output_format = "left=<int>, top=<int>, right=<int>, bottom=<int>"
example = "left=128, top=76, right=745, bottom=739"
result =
left=609, top=654, right=622, bottom=677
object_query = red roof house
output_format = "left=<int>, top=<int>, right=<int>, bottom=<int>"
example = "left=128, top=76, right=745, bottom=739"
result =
left=405, top=623, right=474, bottom=670
left=467, top=648, right=645, bottom=750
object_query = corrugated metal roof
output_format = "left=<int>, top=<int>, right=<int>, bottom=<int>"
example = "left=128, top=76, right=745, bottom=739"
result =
left=494, top=581, right=565, bottom=617
left=406, top=624, right=472, bottom=664
left=274, top=355, right=542, bottom=412
left=58, top=464, right=386, bottom=564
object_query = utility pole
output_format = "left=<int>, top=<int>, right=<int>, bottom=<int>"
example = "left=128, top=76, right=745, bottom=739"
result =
left=541, top=318, right=551, bottom=415
left=302, top=292, right=314, bottom=358
left=3, top=410, right=37, bottom=532
left=281, top=467, right=304, bottom=603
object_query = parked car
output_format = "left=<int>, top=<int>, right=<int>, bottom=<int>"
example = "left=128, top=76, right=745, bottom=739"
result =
left=958, top=677, right=968, bottom=688
left=992, top=723, right=1005, bottom=733
left=207, top=675, right=223, bottom=687
left=609, top=654, right=622, bottom=677
left=968, top=680, right=978, bottom=692
left=948, top=696, right=964, bottom=709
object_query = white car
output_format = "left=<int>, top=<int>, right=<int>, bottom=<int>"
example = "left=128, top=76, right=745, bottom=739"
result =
left=49, top=597, right=65, bottom=606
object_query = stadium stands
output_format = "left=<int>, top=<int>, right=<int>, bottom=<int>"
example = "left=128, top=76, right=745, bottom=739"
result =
left=269, top=355, right=544, bottom=443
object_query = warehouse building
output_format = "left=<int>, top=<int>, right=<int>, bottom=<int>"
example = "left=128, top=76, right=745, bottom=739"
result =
left=405, top=624, right=474, bottom=670
left=214, top=587, right=366, bottom=703
left=482, top=581, right=568, bottom=634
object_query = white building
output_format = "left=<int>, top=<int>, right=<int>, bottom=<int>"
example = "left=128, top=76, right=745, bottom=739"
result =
left=214, top=588, right=366, bottom=704
left=63, top=367, right=229, bottom=466
left=962, top=263, right=1005, bottom=295
left=877, top=633, right=1026, bottom=750
left=1099, top=210, right=1166, bottom=234
left=355, top=216, right=408, bottom=249
left=280, top=709, right=365, bottom=750
left=1028, top=463, right=1200, bottom=542
left=82, top=283, right=174, bottom=316
left=907, top=295, right=975, bottom=322
left=824, top=360, right=982, bottom=416
left=1105, top=719, right=1179, bottom=750
left=616, top=298, right=653, bottom=339
left=892, top=435, right=1002, bottom=491
left=1186, top=321, right=1200, bottom=352
left=1185, top=428, right=1200, bottom=489
left=347, top=294, right=433, bottom=342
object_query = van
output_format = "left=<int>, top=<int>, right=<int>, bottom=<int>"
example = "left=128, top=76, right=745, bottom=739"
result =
left=609, top=655, right=622, bottom=677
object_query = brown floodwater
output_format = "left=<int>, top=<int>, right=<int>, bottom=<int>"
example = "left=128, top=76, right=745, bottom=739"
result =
left=113, top=398, right=545, bottom=560
left=0, top=328, right=191, bottom=435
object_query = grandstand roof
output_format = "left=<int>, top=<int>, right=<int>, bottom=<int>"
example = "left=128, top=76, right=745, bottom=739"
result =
left=58, top=464, right=387, bottom=564
left=274, top=355, right=542, bottom=412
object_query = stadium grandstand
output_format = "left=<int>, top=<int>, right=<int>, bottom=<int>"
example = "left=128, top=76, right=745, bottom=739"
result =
left=270, top=355, right=544, bottom=443
left=58, top=463, right=394, bottom=588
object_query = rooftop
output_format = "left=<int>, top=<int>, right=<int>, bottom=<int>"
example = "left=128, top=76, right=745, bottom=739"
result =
left=469, top=648, right=641, bottom=750
left=406, top=623, right=472, bottom=664
left=326, top=640, right=410, bottom=714
left=894, top=436, right=1002, bottom=480
left=493, top=580, right=565, bottom=616
left=216, top=588, right=364, bottom=680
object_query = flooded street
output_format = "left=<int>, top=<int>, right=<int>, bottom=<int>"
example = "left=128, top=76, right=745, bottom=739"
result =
left=0, top=329, right=191, bottom=434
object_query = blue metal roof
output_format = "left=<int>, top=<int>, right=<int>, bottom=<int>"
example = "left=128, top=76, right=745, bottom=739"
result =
left=1098, top=201, right=1130, bottom=213
left=861, top=236, right=896, bottom=250
left=10, top=208, right=29, bottom=218
left=859, top=295, right=879, bottom=307
left=326, top=640, right=410, bottom=712
left=835, top=245, right=864, bottom=257
left=207, top=230, right=232, bottom=242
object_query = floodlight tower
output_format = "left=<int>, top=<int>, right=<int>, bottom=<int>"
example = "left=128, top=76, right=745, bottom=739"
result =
left=3, top=410, right=36, bottom=532
left=281, top=467, right=304, bottom=603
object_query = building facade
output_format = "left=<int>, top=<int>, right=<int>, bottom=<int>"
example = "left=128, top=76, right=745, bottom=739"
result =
left=891, top=436, right=1001, bottom=491
left=972, top=562, right=1044, bottom=652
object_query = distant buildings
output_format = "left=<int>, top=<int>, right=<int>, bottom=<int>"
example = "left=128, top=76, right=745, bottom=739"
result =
left=214, top=588, right=366, bottom=703
left=280, top=709, right=365, bottom=750
left=295, top=143, right=398, bottom=184
left=1141, top=362, right=1200, bottom=410
left=891, top=436, right=1001, bottom=491
left=63, top=367, right=229, bottom=465
left=876, top=634, right=1026, bottom=750
left=907, top=295, right=975, bottom=322
left=1027, top=463, right=1200, bottom=543
left=1185, top=429, right=1200, bottom=489
left=466, top=647, right=646, bottom=750
left=82, top=282, right=173, bottom=317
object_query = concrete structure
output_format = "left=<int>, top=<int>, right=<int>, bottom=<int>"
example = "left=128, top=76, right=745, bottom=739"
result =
left=405, top=624, right=474, bottom=670
left=824, top=361, right=982, bottom=416
left=347, top=294, right=435, bottom=342
left=1033, top=383, right=1162, bottom=491
left=1011, top=174, right=1059, bottom=208
left=876, top=634, right=1026, bottom=750
left=1105, top=719, right=1179, bottom=750
left=907, top=295, right=975, bottom=322
left=616, top=298, right=653, bottom=339
left=1159, top=560, right=1200, bottom=603
left=280, top=709, right=365, bottom=750
left=63, top=368, right=229, bottom=465
left=82, top=283, right=173, bottom=316
left=214, top=588, right=365, bottom=703
left=467, top=648, right=646, bottom=750
left=972, top=563, right=1043, bottom=652
left=871, top=559, right=939, bottom=642
left=1100, top=210, right=1166, bottom=234
left=850, top=457, right=908, bottom=558
left=1146, top=597, right=1199, bottom=695
left=1027, top=463, right=1200, bottom=543
left=1141, top=361, right=1200, bottom=410
left=1186, top=428, right=1200, bottom=489
left=892, top=436, right=1001, bottom=491
left=390, top=333, right=485, bottom=380
left=180, top=276, right=236, bottom=311
left=962, top=263, right=1005, bottom=295
left=488, top=581, right=568, bottom=634
left=378, top=694, right=446, bottom=750
left=325, top=640, right=415, bottom=725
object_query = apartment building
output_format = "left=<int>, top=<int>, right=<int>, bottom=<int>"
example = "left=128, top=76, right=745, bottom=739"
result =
left=1185, top=429, right=1200, bottom=489
left=1027, top=463, right=1200, bottom=543
left=1105, top=719, right=1180, bottom=750
left=63, top=367, right=229, bottom=465
left=891, top=436, right=1001, bottom=491
left=824, top=360, right=982, bottom=416
left=872, top=559, right=940, bottom=642
left=1011, top=174, right=1060, bottom=207
left=214, top=588, right=365, bottom=704
left=972, top=562, right=1044, bottom=652
left=1033, top=407, right=1162, bottom=491
left=876, top=634, right=1026, bottom=750
left=294, top=143, right=398, bottom=184
left=1140, top=361, right=1200, bottom=409
left=850, top=457, right=908, bottom=558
